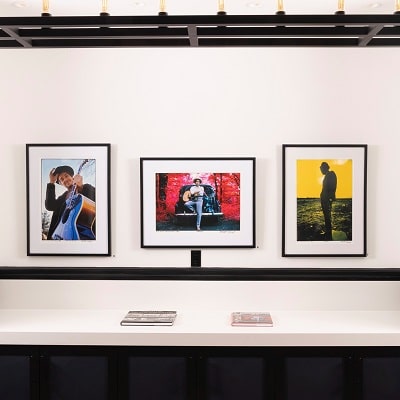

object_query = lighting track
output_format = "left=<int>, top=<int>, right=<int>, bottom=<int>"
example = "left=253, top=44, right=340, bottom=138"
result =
left=0, top=14, right=400, bottom=48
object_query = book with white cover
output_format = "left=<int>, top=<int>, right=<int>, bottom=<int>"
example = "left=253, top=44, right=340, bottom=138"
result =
left=120, top=311, right=177, bottom=326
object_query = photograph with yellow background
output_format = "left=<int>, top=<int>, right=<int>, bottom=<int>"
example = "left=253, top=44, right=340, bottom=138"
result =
left=297, top=159, right=352, bottom=199
left=296, top=159, right=352, bottom=242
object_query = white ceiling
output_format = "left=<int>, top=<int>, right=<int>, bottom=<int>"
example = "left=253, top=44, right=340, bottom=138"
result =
left=0, top=0, right=397, bottom=17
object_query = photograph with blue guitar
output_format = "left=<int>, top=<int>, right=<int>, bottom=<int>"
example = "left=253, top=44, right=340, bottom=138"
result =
left=42, top=159, right=96, bottom=240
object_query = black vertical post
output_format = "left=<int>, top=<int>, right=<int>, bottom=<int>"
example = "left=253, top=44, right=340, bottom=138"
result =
left=191, top=250, right=201, bottom=268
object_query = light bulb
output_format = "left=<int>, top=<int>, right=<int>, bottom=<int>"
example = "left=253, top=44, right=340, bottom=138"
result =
left=101, top=0, right=108, bottom=14
left=42, top=0, right=49, bottom=14
left=160, top=0, right=166, bottom=13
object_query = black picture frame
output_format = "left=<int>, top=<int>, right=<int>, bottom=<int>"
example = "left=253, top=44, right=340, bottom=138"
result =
left=26, top=143, right=111, bottom=256
left=282, top=144, right=367, bottom=257
left=140, top=157, right=256, bottom=248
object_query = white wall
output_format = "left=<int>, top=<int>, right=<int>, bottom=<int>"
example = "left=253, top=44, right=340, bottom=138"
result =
left=1, top=280, right=400, bottom=311
left=0, top=47, right=399, bottom=310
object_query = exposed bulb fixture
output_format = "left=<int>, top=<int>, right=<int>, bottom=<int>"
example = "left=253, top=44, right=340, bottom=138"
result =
left=276, top=0, right=285, bottom=15
left=395, top=0, right=400, bottom=14
left=100, top=0, right=109, bottom=16
left=159, top=0, right=167, bottom=16
left=336, top=0, right=345, bottom=14
left=3, top=4, right=400, bottom=49
left=41, top=0, right=51, bottom=16
left=217, top=0, right=226, bottom=15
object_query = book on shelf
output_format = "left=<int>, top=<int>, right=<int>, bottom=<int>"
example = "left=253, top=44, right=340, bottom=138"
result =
left=231, top=312, right=273, bottom=327
left=120, top=310, right=177, bottom=326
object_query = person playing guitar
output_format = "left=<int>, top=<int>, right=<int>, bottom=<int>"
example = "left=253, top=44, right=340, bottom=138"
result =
left=184, top=178, right=205, bottom=231
left=44, top=161, right=96, bottom=240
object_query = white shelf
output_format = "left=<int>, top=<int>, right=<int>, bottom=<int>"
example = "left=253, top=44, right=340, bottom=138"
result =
left=0, top=309, right=399, bottom=346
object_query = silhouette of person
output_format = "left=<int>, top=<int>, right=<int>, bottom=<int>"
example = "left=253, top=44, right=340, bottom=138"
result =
left=320, top=162, right=337, bottom=240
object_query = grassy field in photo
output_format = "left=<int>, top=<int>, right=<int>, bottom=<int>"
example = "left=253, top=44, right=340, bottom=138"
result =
left=297, top=198, right=352, bottom=241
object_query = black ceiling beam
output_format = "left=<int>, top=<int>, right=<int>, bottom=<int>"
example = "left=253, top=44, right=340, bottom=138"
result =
left=200, top=38, right=360, bottom=47
left=17, top=27, right=189, bottom=41
left=197, top=26, right=370, bottom=36
left=0, top=14, right=400, bottom=48
left=17, top=26, right=372, bottom=39
left=1, top=14, right=400, bottom=27
left=29, top=38, right=190, bottom=47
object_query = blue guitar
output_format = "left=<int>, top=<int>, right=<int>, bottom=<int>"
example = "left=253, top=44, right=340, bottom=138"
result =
left=52, top=160, right=96, bottom=240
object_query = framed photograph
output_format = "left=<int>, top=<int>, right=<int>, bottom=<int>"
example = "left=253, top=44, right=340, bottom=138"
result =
left=282, top=144, right=367, bottom=257
left=26, top=143, right=111, bottom=256
left=140, top=157, right=255, bottom=248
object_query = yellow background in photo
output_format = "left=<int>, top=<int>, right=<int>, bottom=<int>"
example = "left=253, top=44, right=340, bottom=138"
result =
left=297, top=159, right=352, bottom=198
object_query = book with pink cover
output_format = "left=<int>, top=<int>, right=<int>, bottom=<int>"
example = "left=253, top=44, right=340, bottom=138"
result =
left=231, top=312, right=273, bottom=327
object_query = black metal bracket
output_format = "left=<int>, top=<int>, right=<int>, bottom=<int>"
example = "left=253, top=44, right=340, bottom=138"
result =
left=191, top=250, right=201, bottom=268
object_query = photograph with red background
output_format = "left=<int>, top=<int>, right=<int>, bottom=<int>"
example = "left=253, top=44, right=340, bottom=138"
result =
left=156, top=172, right=240, bottom=223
